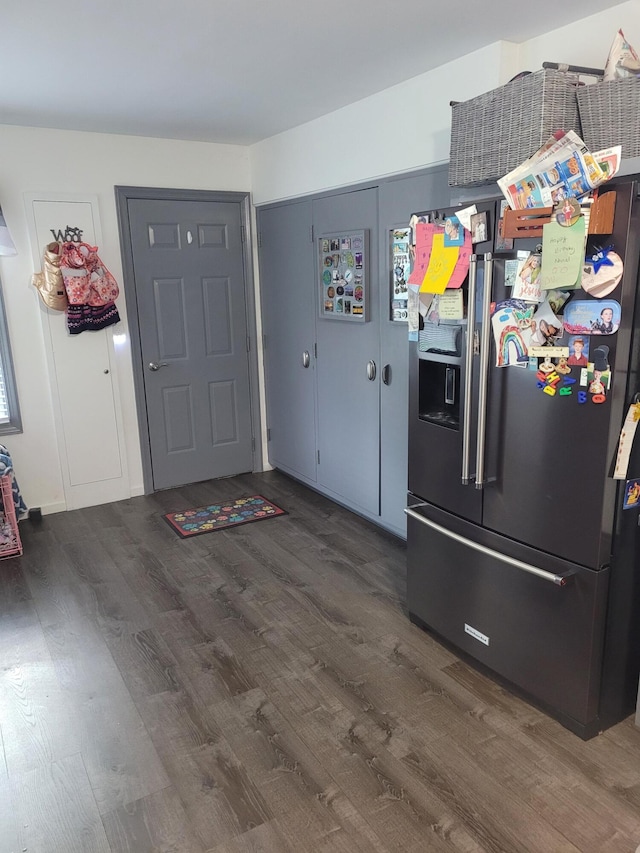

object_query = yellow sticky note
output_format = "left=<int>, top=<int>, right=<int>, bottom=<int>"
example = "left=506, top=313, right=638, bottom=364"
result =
left=420, top=233, right=459, bottom=294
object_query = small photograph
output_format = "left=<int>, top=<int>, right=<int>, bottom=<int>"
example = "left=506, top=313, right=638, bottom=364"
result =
left=344, top=300, right=351, bottom=315
left=470, top=211, right=488, bottom=244
left=587, top=345, right=611, bottom=395
left=327, top=286, right=335, bottom=298
left=331, top=253, right=340, bottom=268
left=555, top=196, right=581, bottom=227
left=546, top=289, right=571, bottom=316
left=344, top=284, right=354, bottom=297
left=354, top=285, right=364, bottom=302
left=530, top=299, right=562, bottom=346
left=321, top=239, right=330, bottom=253
left=567, top=335, right=589, bottom=366
left=504, top=258, right=520, bottom=288
left=341, top=237, right=351, bottom=250
left=563, top=299, right=621, bottom=335
left=443, top=215, right=464, bottom=247
left=336, top=298, right=343, bottom=313
left=330, top=239, right=340, bottom=251
left=495, top=200, right=514, bottom=252
left=355, top=252, right=363, bottom=267
left=623, top=478, right=640, bottom=510
left=324, top=300, right=334, bottom=312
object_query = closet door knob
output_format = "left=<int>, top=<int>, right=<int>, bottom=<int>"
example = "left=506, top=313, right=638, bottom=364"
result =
left=302, top=351, right=310, bottom=368
left=366, top=360, right=377, bottom=381
left=148, top=361, right=168, bottom=371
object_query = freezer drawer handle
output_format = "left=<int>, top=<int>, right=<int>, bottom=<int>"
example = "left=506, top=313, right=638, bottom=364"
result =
left=404, top=505, right=574, bottom=587
left=475, top=253, right=494, bottom=490
left=461, top=254, right=478, bottom=485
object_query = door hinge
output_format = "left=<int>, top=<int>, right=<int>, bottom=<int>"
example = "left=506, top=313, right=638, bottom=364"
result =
left=267, top=428, right=271, bottom=441
left=317, top=449, right=320, bottom=464
left=241, top=225, right=246, bottom=244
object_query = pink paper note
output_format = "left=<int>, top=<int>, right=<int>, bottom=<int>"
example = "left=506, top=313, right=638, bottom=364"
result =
left=408, top=223, right=436, bottom=285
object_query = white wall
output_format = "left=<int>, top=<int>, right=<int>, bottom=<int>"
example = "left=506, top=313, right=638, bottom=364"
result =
left=0, top=125, right=250, bottom=513
left=250, top=1, right=640, bottom=204
left=249, top=41, right=514, bottom=205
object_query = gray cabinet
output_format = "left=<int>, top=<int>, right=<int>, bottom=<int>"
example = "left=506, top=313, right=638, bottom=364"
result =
left=312, top=188, right=380, bottom=516
left=258, top=166, right=450, bottom=537
left=259, top=200, right=317, bottom=483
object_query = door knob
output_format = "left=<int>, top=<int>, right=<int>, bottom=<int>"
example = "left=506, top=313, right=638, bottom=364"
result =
left=148, top=361, right=168, bottom=371
left=302, top=351, right=310, bottom=368
left=366, top=360, right=377, bottom=381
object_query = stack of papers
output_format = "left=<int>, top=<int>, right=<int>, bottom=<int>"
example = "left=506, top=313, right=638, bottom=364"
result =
left=498, top=132, right=621, bottom=210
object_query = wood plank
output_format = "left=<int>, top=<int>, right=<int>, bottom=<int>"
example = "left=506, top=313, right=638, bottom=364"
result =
left=101, top=786, right=206, bottom=853
left=0, top=605, right=80, bottom=775
left=12, top=753, right=111, bottom=853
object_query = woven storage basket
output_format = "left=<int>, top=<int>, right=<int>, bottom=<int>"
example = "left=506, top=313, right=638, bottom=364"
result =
left=449, top=69, right=581, bottom=187
left=577, top=77, right=640, bottom=158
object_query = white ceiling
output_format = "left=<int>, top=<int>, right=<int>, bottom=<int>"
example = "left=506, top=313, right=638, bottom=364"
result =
left=2, top=0, right=620, bottom=146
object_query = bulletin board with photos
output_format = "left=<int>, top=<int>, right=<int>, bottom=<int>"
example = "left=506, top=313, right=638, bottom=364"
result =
left=319, top=230, right=368, bottom=322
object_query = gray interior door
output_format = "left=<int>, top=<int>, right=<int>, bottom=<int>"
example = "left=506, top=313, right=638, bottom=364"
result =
left=378, top=167, right=451, bottom=536
left=128, top=198, right=254, bottom=490
left=313, top=188, right=380, bottom=515
left=258, top=201, right=317, bottom=482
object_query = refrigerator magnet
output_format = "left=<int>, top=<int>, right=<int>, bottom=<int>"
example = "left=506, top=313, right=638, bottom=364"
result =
left=563, top=299, right=621, bottom=336
left=444, top=216, right=465, bottom=247
left=321, top=239, right=330, bottom=253
left=554, top=197, right=581, bottom=227
left=323, top=269, right=332, bottom=286
left=581, top=252, right=623, bottom=298
left=623, top=479, right=640, bottom=509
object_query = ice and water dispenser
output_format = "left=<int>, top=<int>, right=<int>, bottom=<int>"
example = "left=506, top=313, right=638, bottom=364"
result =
left=417, top=320, right=463, bottom=430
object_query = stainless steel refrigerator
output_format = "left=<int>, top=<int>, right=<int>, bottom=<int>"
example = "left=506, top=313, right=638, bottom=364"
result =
left=406, top=181, right=640, bottom=739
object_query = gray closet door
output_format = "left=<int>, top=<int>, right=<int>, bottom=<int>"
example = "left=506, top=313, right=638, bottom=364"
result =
left=258, top=201, right=317, bottom=482
left=378, top=167, right=451, bottom=535
left=313, top=187, right=380, bottom=515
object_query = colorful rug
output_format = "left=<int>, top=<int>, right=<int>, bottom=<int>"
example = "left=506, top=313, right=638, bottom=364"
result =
left=163, top=495, right=287, bottom=538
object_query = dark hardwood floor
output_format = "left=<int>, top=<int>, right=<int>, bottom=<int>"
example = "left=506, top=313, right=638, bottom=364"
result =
left=2, top=469, right=640, bottom=852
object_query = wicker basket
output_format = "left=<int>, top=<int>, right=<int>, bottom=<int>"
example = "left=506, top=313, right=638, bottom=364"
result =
left=577, top=77, right=640, bottom=158
left=449, top=69, right=581, bottom=187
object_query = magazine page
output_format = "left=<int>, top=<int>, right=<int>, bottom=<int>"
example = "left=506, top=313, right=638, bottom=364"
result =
left=499, top=132, right=609, bottom=210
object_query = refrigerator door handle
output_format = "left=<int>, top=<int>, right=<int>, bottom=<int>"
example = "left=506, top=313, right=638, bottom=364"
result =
left=461, top=254, right=478, bottom=485
left=405, top=505, right=574, bottom=587
left=475, top=252, right=493, bottom=490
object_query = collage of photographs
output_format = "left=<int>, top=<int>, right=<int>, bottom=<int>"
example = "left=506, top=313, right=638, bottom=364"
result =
left=319, top=231, right=367, bottom=322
